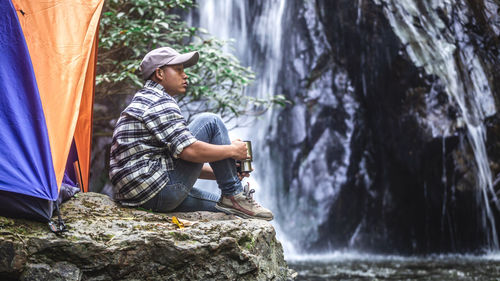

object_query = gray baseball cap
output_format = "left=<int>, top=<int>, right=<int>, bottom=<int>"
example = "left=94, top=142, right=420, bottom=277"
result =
left=139, top=47, right=199, bottom=80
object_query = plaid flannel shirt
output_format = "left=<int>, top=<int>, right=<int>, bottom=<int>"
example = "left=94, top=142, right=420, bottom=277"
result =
left=109, top=80, right=197, bottom=206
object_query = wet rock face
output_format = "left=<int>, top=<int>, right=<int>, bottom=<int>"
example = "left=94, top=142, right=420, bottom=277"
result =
left=266, top=0, right=500, bottom=253
left=0, top=193, right=293, bottom=281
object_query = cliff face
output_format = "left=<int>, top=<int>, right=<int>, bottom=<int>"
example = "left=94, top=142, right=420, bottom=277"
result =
left=263, top=0, right=500, bottom=253
left=0, top=193, right=293, bottom=281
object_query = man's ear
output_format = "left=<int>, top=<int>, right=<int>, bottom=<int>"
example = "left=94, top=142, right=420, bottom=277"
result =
left=155, top=68, right=163, bottom=80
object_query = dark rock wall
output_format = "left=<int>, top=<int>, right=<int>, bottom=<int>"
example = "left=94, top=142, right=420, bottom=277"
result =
left=265, top=0, right=500, bottom=254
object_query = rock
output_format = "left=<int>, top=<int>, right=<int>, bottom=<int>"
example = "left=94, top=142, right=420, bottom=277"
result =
left=20, top=262, right=81, bottom=281
left=0, top=193, right=294, bottom=281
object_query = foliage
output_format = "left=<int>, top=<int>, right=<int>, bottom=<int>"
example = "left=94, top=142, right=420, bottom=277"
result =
left=95, top=0, right=288, bottom=132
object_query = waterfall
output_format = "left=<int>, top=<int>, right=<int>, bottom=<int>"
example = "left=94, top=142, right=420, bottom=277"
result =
left=379, top=0, right=499, bottom=250
left=193, top=0, right=285, bottom=99
left=192, top=0, right=361, bottom=256
left=191, top=0, right=296, bottom=251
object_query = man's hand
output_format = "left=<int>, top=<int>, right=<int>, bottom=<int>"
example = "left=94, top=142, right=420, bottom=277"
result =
left=236, top=161, right=253, bottom=181
left=231, top=139, right=250, bottom=160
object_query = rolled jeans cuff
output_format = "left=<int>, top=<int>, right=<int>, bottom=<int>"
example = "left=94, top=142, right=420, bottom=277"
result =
left=221, top=181, right=243, bottom=197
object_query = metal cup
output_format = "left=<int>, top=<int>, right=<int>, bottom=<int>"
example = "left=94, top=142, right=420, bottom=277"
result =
left=240, top=140, right=253, bottom=173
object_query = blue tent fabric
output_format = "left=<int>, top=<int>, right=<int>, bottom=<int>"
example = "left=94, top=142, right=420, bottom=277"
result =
left=64, top=140, right=80, bottom=187
left=0, top=190, right=53, bottom=222
left=0, top=0, right=58, bottom=201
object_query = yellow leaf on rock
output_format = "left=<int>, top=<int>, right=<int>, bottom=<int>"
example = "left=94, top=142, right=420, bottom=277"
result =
left=172, top=216, right=184, bottom=229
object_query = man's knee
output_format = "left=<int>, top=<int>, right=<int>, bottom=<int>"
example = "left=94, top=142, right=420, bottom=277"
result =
left=189, top=112, right=228, bottom=141
left=196, top=112, right=223, bottom=125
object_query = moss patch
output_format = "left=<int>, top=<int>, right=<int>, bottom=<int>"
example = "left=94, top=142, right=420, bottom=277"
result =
left=168, top=231, right=190, bottom=241
left=0, top=216, right=15, bottom=227
left=0, top=216, right=46, bottom=237
left=238, top=235, right=256, bottom=251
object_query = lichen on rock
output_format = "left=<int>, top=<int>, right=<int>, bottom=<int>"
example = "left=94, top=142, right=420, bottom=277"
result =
left=0, top=192, right=294, bottom=281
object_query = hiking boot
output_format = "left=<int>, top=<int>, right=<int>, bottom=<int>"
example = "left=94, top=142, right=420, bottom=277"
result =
left=215, top=183, right=273, bottom=221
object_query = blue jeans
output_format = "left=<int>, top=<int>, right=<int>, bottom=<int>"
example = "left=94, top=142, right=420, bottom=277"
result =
left=141, top=113, right=243, bottom=212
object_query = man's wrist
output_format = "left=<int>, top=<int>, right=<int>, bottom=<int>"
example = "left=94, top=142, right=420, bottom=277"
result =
left=227, top=144, right=237, bottom=159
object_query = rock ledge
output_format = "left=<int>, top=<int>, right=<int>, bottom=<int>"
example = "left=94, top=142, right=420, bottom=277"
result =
left=0, top=192, right=293, bottom=280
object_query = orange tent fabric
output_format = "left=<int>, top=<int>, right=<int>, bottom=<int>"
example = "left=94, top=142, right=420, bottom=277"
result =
left=12, top=0, right=104, bottom=191
left=74, top=30, right=99, bottom=192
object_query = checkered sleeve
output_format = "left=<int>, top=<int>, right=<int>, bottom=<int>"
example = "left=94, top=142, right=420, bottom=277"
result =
left=143, top=99, right=197, bottom=158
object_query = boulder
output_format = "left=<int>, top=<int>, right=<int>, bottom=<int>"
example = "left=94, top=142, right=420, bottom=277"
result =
left=0, top=192, right=294, bottom=281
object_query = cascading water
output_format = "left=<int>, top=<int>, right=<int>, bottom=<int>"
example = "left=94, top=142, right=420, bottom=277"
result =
left=192, top=0, right=284, bottom=100
left=192, top=0, right=359, bottom=256
left=191, top=0, right=301, bottom=253
left=190, top=0, right=500, bottom=260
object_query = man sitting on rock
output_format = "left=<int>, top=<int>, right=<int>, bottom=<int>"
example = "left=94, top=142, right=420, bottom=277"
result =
left=109, top=47, right=273, bottom=221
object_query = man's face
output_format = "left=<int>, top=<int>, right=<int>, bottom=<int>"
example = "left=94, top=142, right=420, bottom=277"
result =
left=158, top=64, right=188, bottom=95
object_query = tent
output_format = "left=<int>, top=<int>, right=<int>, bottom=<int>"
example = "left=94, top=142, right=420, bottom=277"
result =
left=0, top=0, right=104, bottom=223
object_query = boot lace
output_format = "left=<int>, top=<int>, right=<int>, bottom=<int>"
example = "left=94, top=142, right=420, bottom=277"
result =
left=243, top=183, right=259, bottom=206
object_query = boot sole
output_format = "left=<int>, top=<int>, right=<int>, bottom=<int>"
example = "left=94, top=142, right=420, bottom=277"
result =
left=215, top=204, right=273, bottom=221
